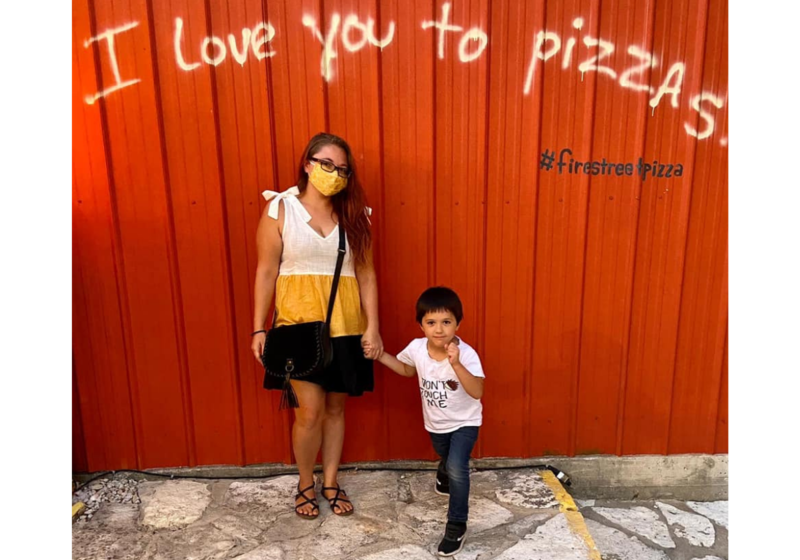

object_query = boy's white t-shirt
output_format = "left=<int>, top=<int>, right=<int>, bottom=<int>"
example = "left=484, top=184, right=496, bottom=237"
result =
left=397, top=337, right=485, bottom=434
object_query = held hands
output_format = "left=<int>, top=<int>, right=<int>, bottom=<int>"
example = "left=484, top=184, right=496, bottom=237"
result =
left=361, top=329, right=384, bottom=360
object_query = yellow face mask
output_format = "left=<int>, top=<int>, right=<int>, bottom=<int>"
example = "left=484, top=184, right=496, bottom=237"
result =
left=308, top=163, right=348, bottom=197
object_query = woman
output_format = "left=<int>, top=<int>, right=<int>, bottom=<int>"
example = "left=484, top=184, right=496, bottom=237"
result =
left=251, top=133, right=383, bottom=519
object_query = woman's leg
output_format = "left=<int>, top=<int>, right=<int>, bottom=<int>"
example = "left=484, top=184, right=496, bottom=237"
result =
left=320, top=391, right=353, bottom=513
left=291, top=380, right=327, bottom=515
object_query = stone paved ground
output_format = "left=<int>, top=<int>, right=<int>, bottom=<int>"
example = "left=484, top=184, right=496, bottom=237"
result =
left=72, top=468, right=727, bottom=560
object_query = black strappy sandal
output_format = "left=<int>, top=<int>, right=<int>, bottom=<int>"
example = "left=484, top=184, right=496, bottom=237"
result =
left=322, top=483, right=354, bottom=516
left=294, top=483, right=320, bottom=520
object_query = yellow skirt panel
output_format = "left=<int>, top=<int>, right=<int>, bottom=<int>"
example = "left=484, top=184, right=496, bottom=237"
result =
left=274, top=275, right=367, bottom=338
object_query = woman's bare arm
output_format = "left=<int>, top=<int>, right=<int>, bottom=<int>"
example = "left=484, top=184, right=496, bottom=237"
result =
left=251, top=204, right=283, bottom=361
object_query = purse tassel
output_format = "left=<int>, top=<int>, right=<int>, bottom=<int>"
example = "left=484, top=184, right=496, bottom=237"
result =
left=279, top=372, right=300, bottom=410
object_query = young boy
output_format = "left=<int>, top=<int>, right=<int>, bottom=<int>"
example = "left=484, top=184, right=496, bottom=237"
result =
left=374, top=286, right=485, bottom=557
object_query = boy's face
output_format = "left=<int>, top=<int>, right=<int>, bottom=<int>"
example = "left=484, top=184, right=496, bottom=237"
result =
left=419, top=310, right=460, bottom=349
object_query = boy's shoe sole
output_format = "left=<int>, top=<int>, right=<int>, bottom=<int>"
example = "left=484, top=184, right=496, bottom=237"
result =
left=437, top=529, right=467, bottom=557
left=434, top=481, right=449, bottom=496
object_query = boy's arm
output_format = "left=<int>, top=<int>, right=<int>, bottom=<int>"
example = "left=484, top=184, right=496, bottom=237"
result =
left=377, top=352, right=417, bottom=378
left=446, top=342, right=485, bottom=399
left=452, top=363, right=484, bottom=399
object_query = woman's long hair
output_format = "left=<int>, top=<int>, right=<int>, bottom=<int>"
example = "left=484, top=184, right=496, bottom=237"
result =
left=296, top=133, right=372, bottom=267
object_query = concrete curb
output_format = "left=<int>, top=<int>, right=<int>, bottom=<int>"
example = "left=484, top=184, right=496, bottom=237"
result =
left=74, top=454, right=727, bottom=501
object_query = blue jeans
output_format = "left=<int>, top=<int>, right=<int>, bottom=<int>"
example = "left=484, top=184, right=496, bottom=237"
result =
left=429, top=426, right=479, bottom=524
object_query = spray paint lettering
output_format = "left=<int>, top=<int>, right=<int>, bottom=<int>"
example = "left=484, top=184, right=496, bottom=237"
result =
left=302, top=13, right=395, bottom=81
left=421, top=2, right=488, bottom=63
left=83, top=22, right=142, bottom=105
left=80, top=5, right=726, bottom=143
left=684, top=92, right=726, bottom=140
left=649, top=63, right=685, bottom=109
left=173, top=17, right=276, bottom=71
left=619, top=46, right=657, bottom=93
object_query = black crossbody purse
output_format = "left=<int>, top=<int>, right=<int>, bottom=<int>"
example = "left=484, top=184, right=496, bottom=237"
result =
left=261, top=225, right=346, bottom=410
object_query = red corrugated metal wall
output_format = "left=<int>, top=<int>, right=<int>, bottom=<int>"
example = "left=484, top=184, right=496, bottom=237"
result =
left=73, top=0, right=728, bottom=471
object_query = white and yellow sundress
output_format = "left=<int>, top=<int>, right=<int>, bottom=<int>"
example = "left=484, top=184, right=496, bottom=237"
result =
left=261, top=187, right=374, bottom=395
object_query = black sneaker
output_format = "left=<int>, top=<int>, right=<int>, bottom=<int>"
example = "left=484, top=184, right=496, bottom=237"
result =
left=437, top=522, right=467, bottom=556
left=435, top=469, right=450, bottom=496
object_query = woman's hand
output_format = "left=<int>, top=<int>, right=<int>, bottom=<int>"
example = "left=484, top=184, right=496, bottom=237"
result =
left=361, top=329, right=384, bottom=360
left=251, top=331, right=267, bottom=363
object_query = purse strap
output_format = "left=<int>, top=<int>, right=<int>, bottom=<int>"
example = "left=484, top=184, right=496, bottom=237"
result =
left=324, top=224, right=347, bottom=327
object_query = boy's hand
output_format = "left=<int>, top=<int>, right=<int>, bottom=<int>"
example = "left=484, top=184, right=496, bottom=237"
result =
left=446, top=340, right=461, bottom=367
left=363, top=340, right=381, bottom=360
left=361, top=330, right=384, bottom=360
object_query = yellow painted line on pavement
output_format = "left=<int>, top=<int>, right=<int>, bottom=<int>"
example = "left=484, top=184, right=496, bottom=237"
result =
left=540, top=470, right=601, bottom=560
left=72, top=502, right=86, bottom=522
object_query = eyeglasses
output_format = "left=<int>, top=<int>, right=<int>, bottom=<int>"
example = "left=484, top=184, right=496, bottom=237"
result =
left=309, top=157, right=352, bottom=179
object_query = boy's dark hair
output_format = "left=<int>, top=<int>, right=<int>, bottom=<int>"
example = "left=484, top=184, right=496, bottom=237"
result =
left=416, top=286, right=464, bottom=324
